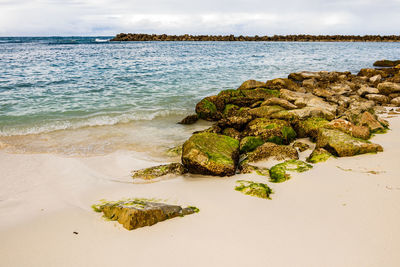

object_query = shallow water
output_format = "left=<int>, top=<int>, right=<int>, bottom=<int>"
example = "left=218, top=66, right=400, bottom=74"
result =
left=1, top=37, right=400, bottom=155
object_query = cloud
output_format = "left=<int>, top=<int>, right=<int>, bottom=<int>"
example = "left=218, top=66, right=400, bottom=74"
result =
left=0, top=0, right=399, bottom=36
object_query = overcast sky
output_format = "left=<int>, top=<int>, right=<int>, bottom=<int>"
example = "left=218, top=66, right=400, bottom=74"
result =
left=0, top=0, right=399, bottom=36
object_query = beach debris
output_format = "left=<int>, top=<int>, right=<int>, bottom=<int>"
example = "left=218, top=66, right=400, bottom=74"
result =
left=93, top=198, right=199, bottom=230
left=181, top=132, right=239, bottom=176
left=269, top=160, right=313, bottom=183
left=235, top=180, right=273, bottom=199
left=306, top=148, right=333, bottom=163
left=131, top=163, right=186, bottom=180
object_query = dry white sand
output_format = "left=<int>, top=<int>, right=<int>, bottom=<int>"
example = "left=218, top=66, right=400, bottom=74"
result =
left=1, top=114, right=400, bottom=267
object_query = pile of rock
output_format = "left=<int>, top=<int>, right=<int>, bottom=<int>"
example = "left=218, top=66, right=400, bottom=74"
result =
left=132, top=60, right=399, bottom=179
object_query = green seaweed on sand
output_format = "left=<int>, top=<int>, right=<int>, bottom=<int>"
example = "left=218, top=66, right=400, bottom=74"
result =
left=235, top=180, right=273, bottom=199
left=269, top=159, right=313, bottom=183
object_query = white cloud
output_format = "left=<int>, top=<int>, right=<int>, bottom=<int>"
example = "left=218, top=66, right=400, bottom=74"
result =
left=0, top=0, right=399, bottom=36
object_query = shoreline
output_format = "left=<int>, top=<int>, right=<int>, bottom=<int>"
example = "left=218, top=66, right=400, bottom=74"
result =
left=0, top=113, right=399, bottom=266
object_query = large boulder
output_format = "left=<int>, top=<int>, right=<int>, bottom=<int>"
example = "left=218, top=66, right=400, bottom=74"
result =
left=181, top=133, right=239, bottom=176
left=316, top=128, right=383, bottom=157
left=95, top=199, right=198, bottom=230
left=242, top=118, right=297, bottom=144
left=245, top=142, right=299, bottom=162
left=131, top=163, right=187, bottom=180
left=365, top=94, right=390, bottom=104
left=377, top=82, right=400, bottom=95
left=294, top=117, right=329, bottom=139
left=373, top=59, right=400, bottom=67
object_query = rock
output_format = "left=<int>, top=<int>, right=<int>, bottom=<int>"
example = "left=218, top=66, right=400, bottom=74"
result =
left=328, top=83, right=352, bottom=96
left=358, top=111, right=385, bottom=132
left=316, top=128, right=383, bottom=157
left=219, top=107, right=253, bottom=130
left=325, top=119, right=370, bottom=139
left=195, top=96, right=222, bottom=121
left=243, top=118, right=297, bottom=144
left=166, top=145, right=182, bottom=157
left=248, top=105, right=285, bottom=118
left=294, top=117, right=329, bottom=140
left=269, top=160, right=313, bottom=183
left=178, top=114, right=198, bottom=124
left=238, top=80, right=266, bottom=90
left=377, top=82, right=400, bottom=95
left=391, top=97, right=400, bottom=106
left=279, top=90, right=337, bottom=115
left=131, top=163, right=186, bottom=180
left=222, top=104, right=239, bottom=116
left=235, top=180, right=273, bottom=199
left=260, top=97, right=297, bottom=109
left=292, top=141, right=310, bottom=152
left=302, top=78, right=317, bottom=88
left=222, top=127, right=241, bottom=140
left=357, top=68, right=386, bottom=78
left=193, top=124, right=222, bottom=134
left=181, top=132, right=239, bottom=176
left=265, top=78, right=300, bottom=91
left=306, top=148, right=333, bottom=163
left=95, top=199, right=199, bottom=230
left=218, top=88, right=279, bottom=107
left=373, top=59, right=400, bottom=67
left=369, top=74, right=382, bottom=83
left=365, top=94, right=390, bottom=104
left=271, top=106, right=335, bottom=121
left=246, top=142, right=299, bottom=162
left=238, top=162, right=268, bottom=175
left=357, top=86, right=379, bottom=97
left=239, top=136, right=264, bottom=153
left=313, top=88, right=334, bottom=98
left=341, top=99, right=375, bottom=123
left=288, top=71, right=320, bottom=82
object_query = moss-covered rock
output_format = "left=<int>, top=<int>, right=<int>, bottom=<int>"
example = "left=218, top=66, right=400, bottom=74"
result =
left=239, top=136, right=264, bottom=153
left=294, top=117, right=329, bottom=140
left=269, top=159, right=313, bottom=183
left=166, top=145, right=182, bottom=157
left=325, top=119, right=370, bottom=139
left=235, top=180, right=273, bottom=199
left=316, top=128, right=383, bottom=157
left=222, top=104, right=239, bottom=116
left=248, top=105, right=285, bottom=118
left=373, top=59, right=400, bottom=67
left=94, top=199, right=198, bottom=230
left=306, top=148, right=333, bottom=163
left=181, top=132, right=239, bottom=176
left=292, top=141, right=310, bottom=152
left=246, top=142, right=299, bottom=163
left=222, top=127, right=241, bottom=140
left=243, top=118, right=297, bottom=145
left=265, top=78, right=300, bottom=91
left=195, top=96, right=222, bottom=121
left=218, top=107, right=253, bottom=130
left=131, top=163, right=187, bottom=180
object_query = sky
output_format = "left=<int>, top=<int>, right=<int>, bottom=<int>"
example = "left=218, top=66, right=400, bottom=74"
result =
left=0, top=0, right=399, bottom=36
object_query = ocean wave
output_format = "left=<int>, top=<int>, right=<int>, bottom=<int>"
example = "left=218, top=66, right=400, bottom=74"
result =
left=95, top=38, right=109, bottom=43
left=0, top=109, right=188, bottom=136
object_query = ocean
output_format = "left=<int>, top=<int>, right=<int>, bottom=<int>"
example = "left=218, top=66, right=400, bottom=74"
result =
left=1, top=36, right=400, bottom=155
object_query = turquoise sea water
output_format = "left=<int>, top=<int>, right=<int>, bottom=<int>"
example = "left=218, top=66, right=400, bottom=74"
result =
left=1, top=37, right=400, bottom=155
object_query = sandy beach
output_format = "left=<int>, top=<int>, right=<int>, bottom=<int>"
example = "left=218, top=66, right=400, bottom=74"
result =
left=0, top=112, right=399, bottom=267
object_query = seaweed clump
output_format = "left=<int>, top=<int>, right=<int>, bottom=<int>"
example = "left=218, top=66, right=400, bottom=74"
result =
left=269, top=159, right=313, bottom=183
left=235, top=180, right=273, bottom=199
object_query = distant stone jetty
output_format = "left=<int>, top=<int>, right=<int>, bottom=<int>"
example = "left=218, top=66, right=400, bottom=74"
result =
left=111, top=33, right=400, bottom=42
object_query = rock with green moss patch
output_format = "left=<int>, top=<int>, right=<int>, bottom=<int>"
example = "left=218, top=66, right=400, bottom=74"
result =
left=181, top=132, right=239, bottom=176
left=294, top=117, right=329, bottom=140
left=306, top=148, right=333, bottom=163
left=240, top=136, right=264, bottom=153
left=131, top=163, right=187, bottom=180
left=246, top=142, right=299, bottom=163
left=218, top=107, right=253, bottom=130
left=292, top=141, right=310, bottom=152
left=94, top=199, right=198, bottom=230
left=222, top=104, right=239, bottom=116
left=248, top=105, right=285, bottom=118
left=222, top=127, right=241, bottom=140
left=269, top=159, right=313, bottom=183
left=165, top=145, right=183, bottom=157
left=265, top=78, right=300, bottom=91
left=235, top=180, right=273, bottom=199
left=195, top=96, right=222, bottom=121
left=243, top=118, right=297, bottom=145
left=238, top=162, right=269, bottom=176
left=316, top=128, right=383, bottom=157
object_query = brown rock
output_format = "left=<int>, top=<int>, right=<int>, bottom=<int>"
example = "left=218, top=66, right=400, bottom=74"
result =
left=238, top=80, right=266, bottom=90
left=246, top=142, right=299, bottom=162
left=178, top=114, right=198, bottom=124
left=377, top=82, right=400, bottom=95
left=358, top=111, right=385, bottom=132
left=260, top=97, right=298, bottom=109
left=325, top=119, right=370, bottom=139
left=265, top=78, right=300, bottom=91
left=365, top=94, right=390, bottom=104
left=391, top=97, right=400, bottom=106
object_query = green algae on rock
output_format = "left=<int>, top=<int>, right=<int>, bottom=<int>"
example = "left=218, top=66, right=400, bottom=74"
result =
left=182, top=132, right=239, bottom=176
left=166, top=145, right=183, bottom=157
left=269, top=159, right=313, bottom=183
left=131, top=163, right=187, bottom=180
left=238, top=162, right=269, bottom=176
left=292, top=141, right=311, bottom=152
left=239, top=136, right=264, bottom=154
left=235, top=180, right=273, bottom=199
left=316, top=128, right=383, bottom=157
left=306, top=148, right=333, bottom=163
left=294, top=117, right=329, bottom=140
left=243, top=118, right=297, bottom=145
left=93, top=199, right=199, bottom=230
